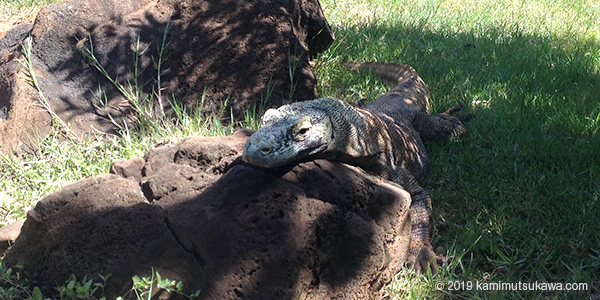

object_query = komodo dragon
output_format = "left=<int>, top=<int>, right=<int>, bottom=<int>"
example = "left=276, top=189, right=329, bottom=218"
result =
left=242, top=62, right=468, bottom=273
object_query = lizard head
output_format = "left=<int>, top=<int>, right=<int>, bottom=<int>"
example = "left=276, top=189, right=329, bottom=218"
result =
left=242, top=103, right=334, bottom=168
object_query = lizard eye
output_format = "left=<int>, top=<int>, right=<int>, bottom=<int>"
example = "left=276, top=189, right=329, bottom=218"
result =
left=298, top=127, right=309, bottom=135
left=260, top=145, right=272, bottom=155
left=294, top=119, right=312, bottom=141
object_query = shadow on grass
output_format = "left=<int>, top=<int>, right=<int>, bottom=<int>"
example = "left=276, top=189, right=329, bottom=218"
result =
left=318, top=20, right=599, bottom=294
left=3, top=2, right=599, bottom=298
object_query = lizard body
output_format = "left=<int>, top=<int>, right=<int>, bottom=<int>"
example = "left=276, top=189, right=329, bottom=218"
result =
left=242, top=62, right=468, bottom=272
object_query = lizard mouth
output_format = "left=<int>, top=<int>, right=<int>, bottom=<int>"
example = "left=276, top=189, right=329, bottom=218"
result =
left=241, top=153, right=272, bottom=168
left=242, top=141, right=328, bottom=168
left=303, top=142, right=329, bottom=156
left=294, top=141, right=329, bottom=161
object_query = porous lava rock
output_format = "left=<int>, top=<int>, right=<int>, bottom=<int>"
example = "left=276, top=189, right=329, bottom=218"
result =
left=3, top=129, right=413, bottom=299
left=0, top=0, right=333, bottom=152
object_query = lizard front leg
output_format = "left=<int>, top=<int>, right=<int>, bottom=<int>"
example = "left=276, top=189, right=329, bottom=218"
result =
left=412, top=110, right=469, bottom=142
left=392, top=167, right=445, bottom=274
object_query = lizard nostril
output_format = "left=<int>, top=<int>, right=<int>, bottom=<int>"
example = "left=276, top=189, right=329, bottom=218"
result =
left=260, top=145, right=272, bottom=155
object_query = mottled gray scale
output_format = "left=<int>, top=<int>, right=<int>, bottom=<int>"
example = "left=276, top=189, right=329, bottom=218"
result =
left=242, top=62, right=469, bottom=273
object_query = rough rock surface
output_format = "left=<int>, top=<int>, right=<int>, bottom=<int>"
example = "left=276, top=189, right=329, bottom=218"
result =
left=3, top=129, right=413, bottom=299
left=0, top=0, right=333, bottom=152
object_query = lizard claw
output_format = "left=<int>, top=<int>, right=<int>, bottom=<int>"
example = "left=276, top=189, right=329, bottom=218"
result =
left=441, top=101, right=474, bottom=122
left=442, top=101, right=463, bottom=115
left=406, top=245, right=446, bottom=275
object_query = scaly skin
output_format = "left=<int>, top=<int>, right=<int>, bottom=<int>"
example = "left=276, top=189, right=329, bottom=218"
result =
left=242, top=62, right=468, bottom=273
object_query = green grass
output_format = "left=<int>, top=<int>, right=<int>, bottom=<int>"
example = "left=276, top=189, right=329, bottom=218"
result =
left=2, top=0, right=600, bottom=299
left=0, top=0, right=63, bottom=30
left=0, top=0, right=61, bottom=14
left=316, top=0, right=599, bottom=298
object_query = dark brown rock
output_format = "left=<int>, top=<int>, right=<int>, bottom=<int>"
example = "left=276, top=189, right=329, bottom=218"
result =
left=3, top=130, right=412, bottom=299
left=0, top=0, right=333, bottom=152
left=110, top=156, right=145, bottom=182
